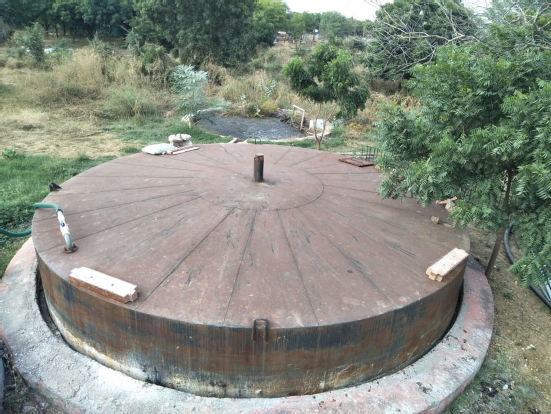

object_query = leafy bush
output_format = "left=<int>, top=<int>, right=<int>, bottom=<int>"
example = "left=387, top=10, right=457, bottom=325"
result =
left=138, top=42, right=174, bottom=86
left=125, top=29, right=142, bottom=56
left=204, top=61, right=227, bottom=86
left=89, top=32, right=113, bottom=59
left=24, top=23, right=45, bottom=65
left=241, top=94, right=260, bottom=117
left=2, top=148, right=21, bottom=160
left=171, top=65, right=228, bottom=123
left=259, top=77, right=277, bottom=98
left=260, top=100, right=278, bottom=116
left=47, top=39, right=73, bottom=65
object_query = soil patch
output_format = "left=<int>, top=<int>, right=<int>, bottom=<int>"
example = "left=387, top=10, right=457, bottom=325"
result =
left=198, top=116, right=305, bottom=140
left=0, top=109, right=126, bottom=158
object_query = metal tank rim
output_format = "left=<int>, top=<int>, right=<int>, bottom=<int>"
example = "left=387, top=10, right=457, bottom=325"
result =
left=0, top=239, right=493, bottom=413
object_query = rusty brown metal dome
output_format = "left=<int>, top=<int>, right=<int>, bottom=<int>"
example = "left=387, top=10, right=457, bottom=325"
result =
left=33, top=144, right=469, bottom=398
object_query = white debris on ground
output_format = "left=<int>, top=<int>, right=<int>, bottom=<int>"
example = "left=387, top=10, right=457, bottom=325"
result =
left=168, top=134, right=192, bottom=148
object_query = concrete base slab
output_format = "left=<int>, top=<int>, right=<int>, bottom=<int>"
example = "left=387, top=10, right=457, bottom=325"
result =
left=0, top=239, right=493, bottom=413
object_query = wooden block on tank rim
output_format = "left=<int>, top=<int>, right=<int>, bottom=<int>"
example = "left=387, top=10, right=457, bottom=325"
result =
left=426, top=248, right=469, bottom=282
left=69, top=267, right=138, bottom=303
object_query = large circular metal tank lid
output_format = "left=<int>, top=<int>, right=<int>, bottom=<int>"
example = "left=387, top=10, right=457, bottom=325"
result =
left=33, top=144, right=469, bottom=398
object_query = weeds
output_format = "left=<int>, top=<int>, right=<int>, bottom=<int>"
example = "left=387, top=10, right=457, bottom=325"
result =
left=120, top=145, right=141, bottom=155
left=2, top=350, right=30, bottom=412
left=102, top=86, right=160, bottom=119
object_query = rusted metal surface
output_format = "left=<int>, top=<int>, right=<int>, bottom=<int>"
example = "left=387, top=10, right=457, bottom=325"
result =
left=32, top=144, right=470, bottom=398
left=253, top=153, right=264, bottom=182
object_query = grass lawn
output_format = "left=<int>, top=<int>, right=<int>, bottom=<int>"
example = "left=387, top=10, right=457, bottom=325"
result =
left=0, top=153, right=115, bottom=274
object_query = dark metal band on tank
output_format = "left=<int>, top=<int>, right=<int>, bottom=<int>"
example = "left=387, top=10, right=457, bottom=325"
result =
left=38, top=258, right=464, bottom=398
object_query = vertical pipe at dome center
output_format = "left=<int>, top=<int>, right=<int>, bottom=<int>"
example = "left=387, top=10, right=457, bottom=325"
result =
left=254, top=154, right=264, bottom=182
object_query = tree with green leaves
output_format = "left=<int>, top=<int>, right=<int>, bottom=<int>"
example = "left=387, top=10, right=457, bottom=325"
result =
left=300, top=11, right=321, bottom=36
left=283, top=43, right=369, bottom=150
left=365, top=0, right=480, bottom=81
left=288, top=13, right=305, bottom=50
left=3, top=0, right=51, bottom=27
left=132, top=0, right=256, bottom=67
left=170, top=65, right=229, bottom=126
left=319, top=11, right=352, bottom=38
left=252, top=0, right=288, bottom=47
left=78, top=0, right=134, bottom=38
left=3, top=0, right=134, bottom=37
left=52, top=0, right=84, bottom=40
left=21, top=22, right=46, bottom=64
left=372, top=7, right=551, bottom=283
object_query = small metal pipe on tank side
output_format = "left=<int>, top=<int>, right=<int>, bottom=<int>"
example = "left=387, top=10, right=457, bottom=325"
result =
left=254, top=154, right=264, bottom=182
left=33, top=203, right=77, bottom=253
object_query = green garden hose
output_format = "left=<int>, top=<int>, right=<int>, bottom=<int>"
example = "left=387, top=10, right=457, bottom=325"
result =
left=0, top=228, right=32, bottom=237
left=1, top=203, right=76, bottom=252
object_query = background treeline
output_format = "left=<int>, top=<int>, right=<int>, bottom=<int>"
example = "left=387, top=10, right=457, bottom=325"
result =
left=0, top=0, right=369, bottom=65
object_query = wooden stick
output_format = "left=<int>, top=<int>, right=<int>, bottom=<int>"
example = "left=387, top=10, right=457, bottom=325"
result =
left=69, top=267, right=138, bottom=303
left=426, top=248, right=469, bottom=282
left=167, top=146, right=200, bottom=155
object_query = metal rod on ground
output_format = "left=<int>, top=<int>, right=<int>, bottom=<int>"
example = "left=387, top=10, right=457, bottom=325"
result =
left=254, top=154, right=264, bottom=182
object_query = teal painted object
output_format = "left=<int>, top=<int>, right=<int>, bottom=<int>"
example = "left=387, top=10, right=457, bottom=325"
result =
left=1, top=203, right=63, bottom=238
left=0, top=228, right=31, bottom=237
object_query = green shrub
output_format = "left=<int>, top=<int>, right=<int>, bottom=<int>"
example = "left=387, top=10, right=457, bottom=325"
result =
left=47, top=39, right=73, bottom=65
left=2, top=148, right=21, bottom=160
left=125, top=29, right=142, bottom=56
left=260, top=100, right=278, bottom=116
left=139, top=42, right=174, bottom=86
left=171, top=64, right=229, bottom=123
left=89, top=32, right=113, bottom=59
left=25, top=23, right=45, bottom=65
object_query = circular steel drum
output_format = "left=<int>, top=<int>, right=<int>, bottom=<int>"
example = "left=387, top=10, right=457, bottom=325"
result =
left=33, top=144, right=469, bottom=398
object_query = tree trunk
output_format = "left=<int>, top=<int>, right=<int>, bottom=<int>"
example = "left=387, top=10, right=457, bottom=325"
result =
left=485, top=225, right=507, bottom=278
left=485, top=169, right=514, bottom=278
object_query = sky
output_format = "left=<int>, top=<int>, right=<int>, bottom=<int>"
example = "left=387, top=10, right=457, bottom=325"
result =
left=285, top=0, right=490, bottom=22
left=285, top=0, right=386, bottom=21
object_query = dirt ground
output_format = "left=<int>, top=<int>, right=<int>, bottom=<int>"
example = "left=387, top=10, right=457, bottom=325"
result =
left=447, top=225, right=551, bottom=413
left=0, top=108, right=126, bottom=158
